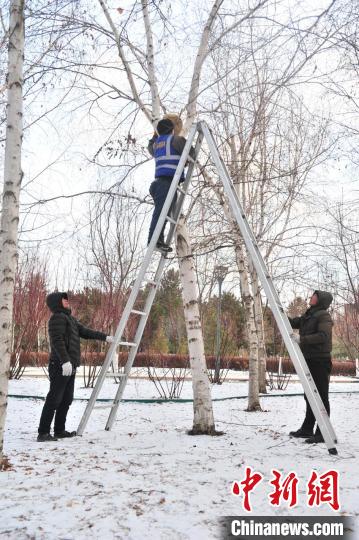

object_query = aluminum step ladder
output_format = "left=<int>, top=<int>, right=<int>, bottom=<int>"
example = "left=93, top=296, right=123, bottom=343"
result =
left=77, top=123, right=203, bottom=435
left=200, top=122, right=338, bottom=455
left=77, top=121, right=338, bottom=455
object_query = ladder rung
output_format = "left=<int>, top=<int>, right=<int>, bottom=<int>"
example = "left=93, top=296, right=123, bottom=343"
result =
left=167, top=216, right=177, bottom=225
left=177, top=186, right=186, bottom=195
left=118, top=341, right=137, bottom=347
left=131, top=309, right=146, bottom=316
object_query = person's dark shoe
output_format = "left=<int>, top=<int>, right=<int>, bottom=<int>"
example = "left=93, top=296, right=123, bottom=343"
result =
left=37, top=433, right=58, bottom=442
left=289, top=428, right=314, bottom=438
left=305, top=432, right=324, bottom=444
left=156, top=241, right=173, bottom=253
left=54, top=430, right=77, bottom=438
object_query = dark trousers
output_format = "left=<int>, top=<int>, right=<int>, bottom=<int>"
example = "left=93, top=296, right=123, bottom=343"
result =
left=148, top=177, right=177, bottom=244
left=302, top=359, right=331, bottom=434
left=38, top=362, right=75, bottom=434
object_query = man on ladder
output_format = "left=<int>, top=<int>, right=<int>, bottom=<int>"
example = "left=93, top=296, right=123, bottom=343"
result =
left=147, top=117, right=194, bottom=253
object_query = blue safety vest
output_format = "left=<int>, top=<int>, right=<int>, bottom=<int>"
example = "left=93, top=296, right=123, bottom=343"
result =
left=153, top=135, right=185, bottom=179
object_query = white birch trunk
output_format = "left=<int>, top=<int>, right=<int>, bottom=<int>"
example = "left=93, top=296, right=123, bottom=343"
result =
left=0, top=0, right=24, bottom=461
left=98, top=0, right=152, bottom=123
left=234, top=244, right=261, bottom=411
left=176, top=217, right=216, bottom=433
left=229, top=137, right=262, bottom=409
left=199, top=165, right=262, bottom=410
left=141, top=0, right=161, bottom=123
left=251, top=270, right=267, bottom=393
left=184, top=0, right=224, bottom=132
left=176, top=224, right=216, bottom=429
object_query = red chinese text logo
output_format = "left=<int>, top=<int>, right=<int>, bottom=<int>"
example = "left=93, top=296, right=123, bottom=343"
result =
left=307, top=470, right=340, bottom=511
left=232, top=468, right=340, bottom=512
left=269, top=469, right=299, bottom=508
left=232, top=467, right=263, bottom=512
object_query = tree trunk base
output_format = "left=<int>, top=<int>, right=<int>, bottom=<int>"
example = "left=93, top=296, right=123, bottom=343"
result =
left=246, top=404, right=263, bottom=412
left=187, top=427, right=224, bottom=436
left=0, top=455, right=12, bottom=471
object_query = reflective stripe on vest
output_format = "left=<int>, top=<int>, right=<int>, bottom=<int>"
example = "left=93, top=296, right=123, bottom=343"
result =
left=153, top=135, right=184, bottom=179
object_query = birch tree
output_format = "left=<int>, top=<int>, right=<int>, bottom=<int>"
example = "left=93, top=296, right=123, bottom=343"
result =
left=0, top=0, right=24, bottom=464
left=176, top=217, right=216, bottom=433
left=91, top=0, right=274, bottom=425
left=201, top=6, right=340, bottom=403
left=96, top=0, right=221, bottom=433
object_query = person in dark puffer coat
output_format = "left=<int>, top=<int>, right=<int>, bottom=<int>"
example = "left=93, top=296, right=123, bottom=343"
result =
left=288, top=290, right=334, bottom=444
left=37, top=292, right=113, bottom=442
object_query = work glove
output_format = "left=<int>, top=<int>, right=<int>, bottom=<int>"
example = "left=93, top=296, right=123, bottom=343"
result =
left=106, top=335, right=115, bottom=344
left=292, top=334, right=300, bottom=345
left=62, top=361, right=73, bottom=376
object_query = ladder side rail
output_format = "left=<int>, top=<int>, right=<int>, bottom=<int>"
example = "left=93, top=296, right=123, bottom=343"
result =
left=77, top=230, right=165, bottom=436
left=200, top=123, right=294, bottom=326
left=77, top=217, right=175, bottom=435
left=201, top=122, right=337, bottom=453
left=77, top=303, right=138, bottom=435
left=105, top=256, right=167, bottom=430
left=165, top=131, right=204, bottom=244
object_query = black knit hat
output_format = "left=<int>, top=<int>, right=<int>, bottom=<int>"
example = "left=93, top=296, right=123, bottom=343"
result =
left=46, top=291, right=68, bottom=312
left=156, top=118, right=174, bottom=135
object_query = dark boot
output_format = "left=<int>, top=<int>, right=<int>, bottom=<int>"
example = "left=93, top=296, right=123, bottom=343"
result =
left=156, top=241, right=172, bottom=253
left=37, top=433, right=58, bottom=442
left=54, top=430, right=77, bottom=438
left=305, top=432, right=324, bottom=444
left=289, top=427, right=314, bottom=438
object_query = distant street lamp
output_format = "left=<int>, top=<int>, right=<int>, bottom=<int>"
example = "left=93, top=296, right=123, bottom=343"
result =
left=213, top=265, right=228, bottom=384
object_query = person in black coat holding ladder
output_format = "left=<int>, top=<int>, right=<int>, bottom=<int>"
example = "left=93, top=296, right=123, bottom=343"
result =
left=288, top=290, right=334, bottom=444
left=37, top=292, right=114, bottom=442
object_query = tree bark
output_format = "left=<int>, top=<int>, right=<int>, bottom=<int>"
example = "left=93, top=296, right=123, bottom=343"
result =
left=251, top=268, right=267, bottom=394
left=98, top=0, right=152, bottom=122
left=184, top=0, right=224, bottom=132
left=229, top=137, right=262, bottom=409
left=141, top=0, right=161, bottom=123
left=0, top=0, right=24, bottom=462
left=199, top=163, right=262, bottom=411
left=176, top=217, right=216, bottom=433
left=234, top=243, right=262, bottom=410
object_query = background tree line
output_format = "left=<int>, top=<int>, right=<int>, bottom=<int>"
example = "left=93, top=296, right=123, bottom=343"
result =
left=11, top=257, right=357, bottom=378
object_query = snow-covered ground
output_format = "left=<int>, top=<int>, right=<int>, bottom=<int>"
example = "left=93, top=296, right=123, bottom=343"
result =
left=1, top=374, right=359, bottom=539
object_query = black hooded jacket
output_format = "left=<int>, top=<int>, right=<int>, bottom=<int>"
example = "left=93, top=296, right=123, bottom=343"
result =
left=289, top=290, right=333, bottom=361
left=46, top=292, right=107, bottom=368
